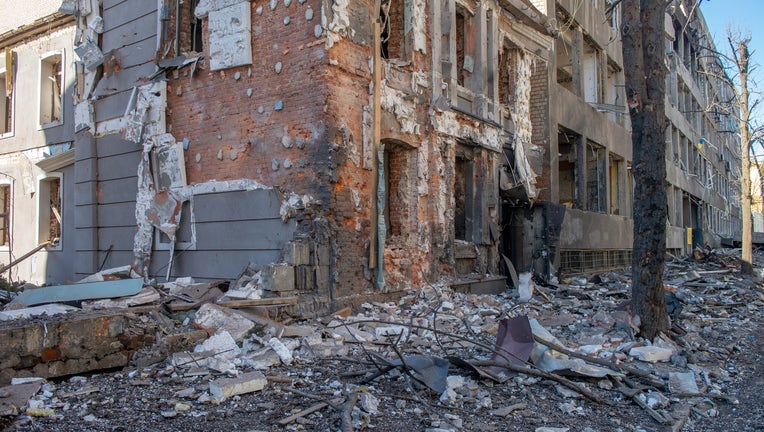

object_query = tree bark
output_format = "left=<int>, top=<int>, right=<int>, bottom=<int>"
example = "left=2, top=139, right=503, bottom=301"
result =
left=735, top=40, right=753, bottom=274
left=622, top=0, right=669, bottom=339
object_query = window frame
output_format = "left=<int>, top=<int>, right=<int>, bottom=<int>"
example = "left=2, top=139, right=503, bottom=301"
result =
left=36, top=173, right=63, bottom=251
left=38, top=49, right=65, bottom=130
left=0, top=181, right=12, bottom=251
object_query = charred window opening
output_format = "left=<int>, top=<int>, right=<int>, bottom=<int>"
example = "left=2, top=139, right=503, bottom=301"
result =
left=0, top=184, right=10, bottom=246
left=380, top=0, right=404, bottom=59
left=583, top=37, right=603, bottom=104
left=557, top=128, right=578, bottom=208
left=39, top=52, right=63, bottom=126
left=383, top=141, right=416, bottom=240
left=454, top=6, right=475, bottom=88
left=454, top=146, right=474, bottom=241
left=178, top=0, right=204, bottom=54
left=498, top=42, right=520, bottom=109
left=586, top=140, right=606, bottom=213
left=38, top=177, right=62, bottom=246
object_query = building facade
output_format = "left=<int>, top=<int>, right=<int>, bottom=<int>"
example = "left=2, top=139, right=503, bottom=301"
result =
left=0, top=2, right=77, bottom=285
left=0, top=0, right=741, bottom=315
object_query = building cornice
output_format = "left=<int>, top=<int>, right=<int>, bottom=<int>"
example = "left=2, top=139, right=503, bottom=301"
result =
left=0, top=12, right=74, bottom=49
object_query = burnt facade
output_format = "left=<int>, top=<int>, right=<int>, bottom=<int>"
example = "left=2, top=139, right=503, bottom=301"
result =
left=0, top=0, right=741, bottom=315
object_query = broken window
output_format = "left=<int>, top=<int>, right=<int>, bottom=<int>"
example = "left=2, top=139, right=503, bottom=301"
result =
left=39, top=51, right=63, bottom=126
left=0, top=184, right=10, bottom=247
left=179, top=0, right=204, bottom=54
left=380, top=0, right=404, bottom=59
left=0, top=68, right=11, bottom=136
left=38, top=176, right=62, bottom=247
left=605, top=0, right=620, bottom=29
left=586, top=140, right=606, bottom=213
left=454, top=147, right=474, bottom=241
left=383, top=141, right=416, bottom=240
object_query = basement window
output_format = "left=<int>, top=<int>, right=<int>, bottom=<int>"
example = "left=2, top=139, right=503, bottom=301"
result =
left=0, top=68, right=12, bottom=137
left=39, top=51, right=63, bottom=128
left=0, top=183, right=10, bottom=247
left=38, top=175, right=62, bottom=249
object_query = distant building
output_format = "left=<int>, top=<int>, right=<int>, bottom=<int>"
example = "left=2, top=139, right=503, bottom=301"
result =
left=0, top=2, right=76, bottom=284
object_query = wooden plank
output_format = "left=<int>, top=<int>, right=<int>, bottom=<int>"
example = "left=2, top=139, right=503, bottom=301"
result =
left=216, top=297, right=299, bottom=308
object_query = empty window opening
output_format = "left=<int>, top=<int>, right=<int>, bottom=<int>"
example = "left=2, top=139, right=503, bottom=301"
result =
left=583, top=38, right=602, bottom=104
left=555, top=31, right=574, bottom=93
left=0, top=184, right=10, bottom=246
left=0, top=69, right=11, bottom=135
left=557, top=128, right=578, bottom=208
left=383, top=141, right=416, bottom=240
left=456, top=7, right=467, bottom=87
left=499, top=42, right=520, bottom=108
left=39, top=53, right=63, bottom=126
left=454, top=148, right=474, bottom=241
left=38, top=177, right=62, bottom=246
left=586, top=140, right=606, bottom=213
left=379, top=0, right=404, bottom=59
left=609, top=155, right=621, bottom=215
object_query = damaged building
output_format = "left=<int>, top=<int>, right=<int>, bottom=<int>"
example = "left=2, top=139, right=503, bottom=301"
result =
left=0, top=3, right=77, bottom=285
left=0, top=0, right=742, bottom=317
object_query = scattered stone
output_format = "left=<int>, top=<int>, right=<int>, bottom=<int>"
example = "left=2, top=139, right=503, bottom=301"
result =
left=359, top=392, right=379, bottom=414
left=491, top=402, right=527, bottom=417
left=668, top=372, right=700, bottom=394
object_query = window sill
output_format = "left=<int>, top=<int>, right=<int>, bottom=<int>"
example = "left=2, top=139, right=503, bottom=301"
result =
left=38, top=121, right=63, bottom=131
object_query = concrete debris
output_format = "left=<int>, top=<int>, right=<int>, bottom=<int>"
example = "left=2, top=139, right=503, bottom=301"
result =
left=629, top=346, right=674, bottom=363
left=209, top=371, right=267, bottom=402
left=0, top=304, right=78, bottom=321
left=0, top=247, right=760, bottom=430
left=192, top=303, right=255, bottom=341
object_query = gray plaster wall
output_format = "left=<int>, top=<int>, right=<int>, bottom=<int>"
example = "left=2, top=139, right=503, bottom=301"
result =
left=558, top=208, right=633, bottom=250
left=147, top=189, right=297, bottom=282
left=74, top=0, right=156, bottom=278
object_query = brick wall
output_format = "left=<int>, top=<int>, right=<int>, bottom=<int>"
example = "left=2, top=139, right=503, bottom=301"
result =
left=167, top=0, right=330, bottom=203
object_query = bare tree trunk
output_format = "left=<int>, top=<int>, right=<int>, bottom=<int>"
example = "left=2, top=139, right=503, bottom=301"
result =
left=735, top=40, right=753, bottom=274
left=622, top=0, right=669, bottom=339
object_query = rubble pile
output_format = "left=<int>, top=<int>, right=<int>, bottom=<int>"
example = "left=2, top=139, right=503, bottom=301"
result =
left=0, top=249, right=761, bottom=431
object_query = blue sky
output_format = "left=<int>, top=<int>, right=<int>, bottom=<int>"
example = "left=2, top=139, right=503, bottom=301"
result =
left=700, top=0, right=763, bottom=128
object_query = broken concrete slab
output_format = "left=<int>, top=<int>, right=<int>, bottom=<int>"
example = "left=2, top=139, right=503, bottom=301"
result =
left=0, top=380, right=43, bottom=416
left=0, top=304, right=79, bottom=321
left=668, top=372, right=700, bottom=395
left=82, top=287, right=160, bottom=310
left=10, top=279, right=144, bottom=307
left=193, top=303, right=255, bottom=341
left=209, top=371, right=267, bottom=402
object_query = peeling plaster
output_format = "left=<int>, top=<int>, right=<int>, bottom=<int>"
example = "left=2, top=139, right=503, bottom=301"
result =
left=431, top=111, right=502, bottom=152
left=338, top=124, right=360, bottom=168
left=416, top=139, right=429, bottom=196
left=511, top=52, right=539, bottom=200
left=409, top=0, right=427, bottom=54
left=380, top=83, right=420, bottom=135
left=279, top=193, right=315, bottom=220
left=324, top=0, right=351, bottom=48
